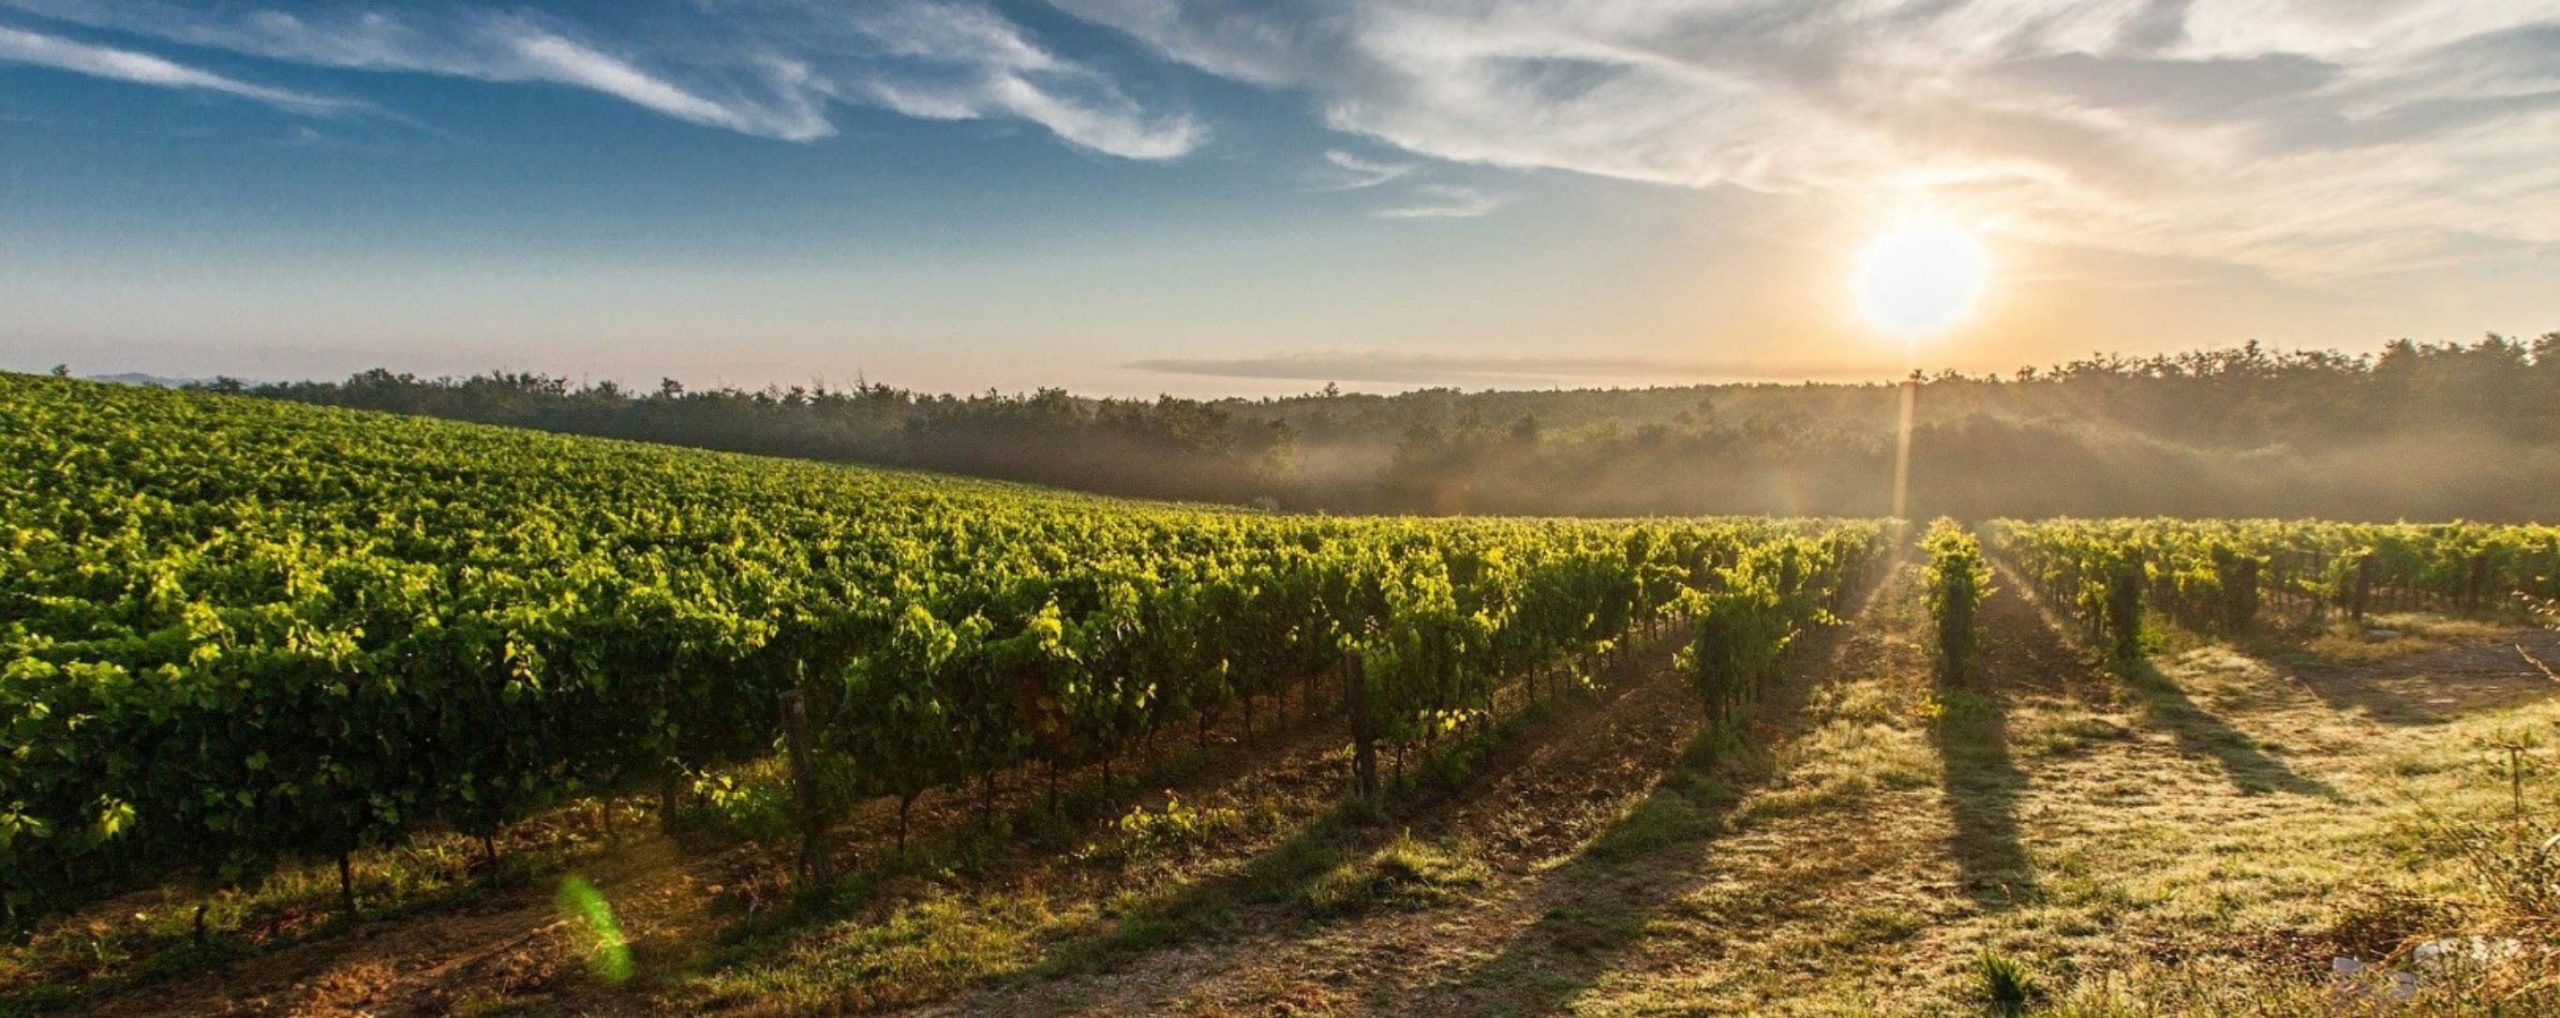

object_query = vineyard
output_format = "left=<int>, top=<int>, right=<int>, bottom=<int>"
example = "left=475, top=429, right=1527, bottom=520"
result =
left=5, top=373, right=2558, bottom=1015
left=0, top=374, right=1880, bottom=925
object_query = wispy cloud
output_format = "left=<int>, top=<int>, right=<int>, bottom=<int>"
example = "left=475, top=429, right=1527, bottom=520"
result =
left=1129, top=351, right=1890, bottom=386
left=0, top=23, right=358, bottom=114
left=503, top=21, right=825, bottom=139
left=1372, top=183, right=1510, bottom=219
left=836, top=0, right=1202, bottom=158
left=1311, top=149, right=1510, bottom=221
left=1, top=0, right=1199, bottom=156
left=1053, top=0, right=2560, bottom=276
left=1310, top=148, right=1415, bottom=190
left=4, top=2, right=823, bottom=137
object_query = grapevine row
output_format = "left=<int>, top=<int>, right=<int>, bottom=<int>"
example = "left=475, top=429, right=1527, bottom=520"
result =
left=1983, top=518, right=2560, bottom=660
left=0, top=374, right=1882, bottom=920
left=1923, top=520, right=1991, bottom=683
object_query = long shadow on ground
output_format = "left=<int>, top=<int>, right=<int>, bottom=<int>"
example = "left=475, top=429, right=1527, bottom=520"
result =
left=1406, top=561, right=1913, bottom=1017
left=2119, top=660, right=2337, bottom=798
left=1931, top=685, right=2034, bottom=907
left=1990, top=563, right=2335, bottom=801
left=2259, top=628, right=2560, bottom=728
left=1926, top=579, right=2106, bottom=908
left=926, top=619, right=1714, bottom=1016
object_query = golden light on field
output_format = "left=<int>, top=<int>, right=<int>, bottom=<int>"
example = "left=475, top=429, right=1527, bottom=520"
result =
left=1854, top=214, right=1988, bottom=337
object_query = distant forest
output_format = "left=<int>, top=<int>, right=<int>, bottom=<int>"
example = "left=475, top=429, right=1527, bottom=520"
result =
left=208, top=334, right=2560, bottom=521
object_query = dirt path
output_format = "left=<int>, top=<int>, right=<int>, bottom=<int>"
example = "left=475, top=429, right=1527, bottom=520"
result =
left=84, top=834, right=690, bottom=1018
left=72, top=675, right=1372, bottom=1016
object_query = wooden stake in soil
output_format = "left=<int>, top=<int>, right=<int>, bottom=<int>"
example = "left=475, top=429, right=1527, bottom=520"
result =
left=337, top=852, right=358, bottom=918
left=779, top=689, right=834, bottom=886
left=2351, top=555, right=2375, bottom=623
left=1348, top=654, right=1378, bottom=798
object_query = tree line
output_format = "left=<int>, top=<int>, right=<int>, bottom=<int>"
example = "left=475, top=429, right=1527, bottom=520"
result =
left=204, top=332, right=2560, bottom=520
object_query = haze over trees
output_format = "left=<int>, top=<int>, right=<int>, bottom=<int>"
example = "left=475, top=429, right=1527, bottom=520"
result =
left=227, top=334, right=2560, bottom=521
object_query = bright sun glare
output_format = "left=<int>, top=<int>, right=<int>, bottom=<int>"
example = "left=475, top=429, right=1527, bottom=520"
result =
left=1854, top=215, right=1989, bottom=337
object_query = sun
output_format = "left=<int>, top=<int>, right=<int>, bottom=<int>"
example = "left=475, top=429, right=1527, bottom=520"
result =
left=1854, top=214, right=1989, bottom=337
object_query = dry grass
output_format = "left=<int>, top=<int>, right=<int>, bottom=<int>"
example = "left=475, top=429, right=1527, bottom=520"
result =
left=1368, top=569, right=2560, bottom=1017
left=2296, top=613, right=2517, bottom=666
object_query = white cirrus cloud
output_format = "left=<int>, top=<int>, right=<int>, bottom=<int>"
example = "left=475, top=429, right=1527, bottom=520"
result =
left=829, top=0, right=1203, bottom=158
left=0, top=0, right=1200, bottom=157
left=0, top=22, right=360, bottom=114
left=1373, top=183, right=1510, bottom=219
left=1050, top=0, right=2560, bottom=276
left=1311, top=148, right=1416, bottom=190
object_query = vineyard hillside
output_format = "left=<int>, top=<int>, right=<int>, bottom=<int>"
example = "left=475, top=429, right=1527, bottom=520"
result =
left=4, top=373, right=2557, bottom=1016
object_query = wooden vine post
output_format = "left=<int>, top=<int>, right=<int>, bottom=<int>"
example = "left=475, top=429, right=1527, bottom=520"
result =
left=1347, top=655, right=1378, bottom=798
left=779, top=689, right=834, bottom=887
left=2351, top=554, right=2376, bottom=623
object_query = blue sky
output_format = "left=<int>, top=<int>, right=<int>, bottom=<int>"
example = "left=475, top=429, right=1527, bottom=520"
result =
left=3, top=1, right=2555, bottom=396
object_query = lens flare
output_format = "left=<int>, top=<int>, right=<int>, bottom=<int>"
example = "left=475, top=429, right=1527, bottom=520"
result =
left=557, top=875, right=633, bottom=984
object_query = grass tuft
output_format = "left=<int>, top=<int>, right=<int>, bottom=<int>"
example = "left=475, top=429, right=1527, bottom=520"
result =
left=1298, top=830, right=1484, bottom=916
left=1974, top=948, right=2040, bottom=1015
